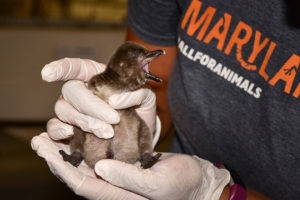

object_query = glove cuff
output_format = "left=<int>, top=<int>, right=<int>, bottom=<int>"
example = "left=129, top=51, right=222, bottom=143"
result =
left=152, top=115, right=161, bottom=149
left=216, top=163, right=247, bottom=200
left=193, top=156, right=231, bottom=200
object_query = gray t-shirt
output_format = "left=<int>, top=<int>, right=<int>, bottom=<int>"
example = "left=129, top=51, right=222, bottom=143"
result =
left=128, top=0, right=300, bottom=199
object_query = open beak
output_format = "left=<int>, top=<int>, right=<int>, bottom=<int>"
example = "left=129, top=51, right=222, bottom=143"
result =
left=142, top=50, right=165, bottom=82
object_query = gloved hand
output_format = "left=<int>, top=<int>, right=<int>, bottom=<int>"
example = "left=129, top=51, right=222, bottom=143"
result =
left=94, top=153, right=230, bottom=200
left=31, top=131, right=230, bottom=200
left=31, top=132, right=147, bottom=200
left=43, top=58, right=158, bottom=142
left=35, top=58, right=229, bottom=199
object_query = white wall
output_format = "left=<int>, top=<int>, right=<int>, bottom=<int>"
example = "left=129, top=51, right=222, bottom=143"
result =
left=0, top=28, right=125, bottom=121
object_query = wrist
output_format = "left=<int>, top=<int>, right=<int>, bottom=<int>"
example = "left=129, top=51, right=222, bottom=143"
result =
left=216, top=163, right=247, bottom=200
left=220, top=185, right=230, bottom=200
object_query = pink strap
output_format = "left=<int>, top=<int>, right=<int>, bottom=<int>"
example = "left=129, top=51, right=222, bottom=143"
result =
left=229, top=184, right=247, bottom=200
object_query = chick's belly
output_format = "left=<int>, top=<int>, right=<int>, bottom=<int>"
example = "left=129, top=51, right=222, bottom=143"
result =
left=110, top=111, right=140, bottom=163
left=83, top=134, right=110, bottom=168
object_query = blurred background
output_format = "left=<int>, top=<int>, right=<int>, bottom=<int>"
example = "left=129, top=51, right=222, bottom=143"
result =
left=0, top=0, right=132, bottom=199
left=0, top=0, right=127, bottom=122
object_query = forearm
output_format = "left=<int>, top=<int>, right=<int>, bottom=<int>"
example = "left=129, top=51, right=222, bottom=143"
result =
left=220, top=186, right=271, bottom=200
left=125, top=27, right=177, bottom=139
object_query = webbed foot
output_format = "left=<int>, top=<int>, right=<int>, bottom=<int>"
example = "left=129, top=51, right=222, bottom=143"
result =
left=59, top=150, right=83, bottom=167
left=140, top=153, right=162, bottom=169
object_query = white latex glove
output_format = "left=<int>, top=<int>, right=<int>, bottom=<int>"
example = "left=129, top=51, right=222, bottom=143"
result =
left=31, top=132, right=147, bottom=200
left=94, top=153, right=230, bottom=200
left=43, top=58, right=158, bottom=142
left=108, top=88, right=157, bottom=137
left=31, top=133, right=230, bottom=200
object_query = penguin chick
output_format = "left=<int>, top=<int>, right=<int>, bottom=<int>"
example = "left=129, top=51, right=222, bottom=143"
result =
left=59, top=42, right=164, bottom=169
